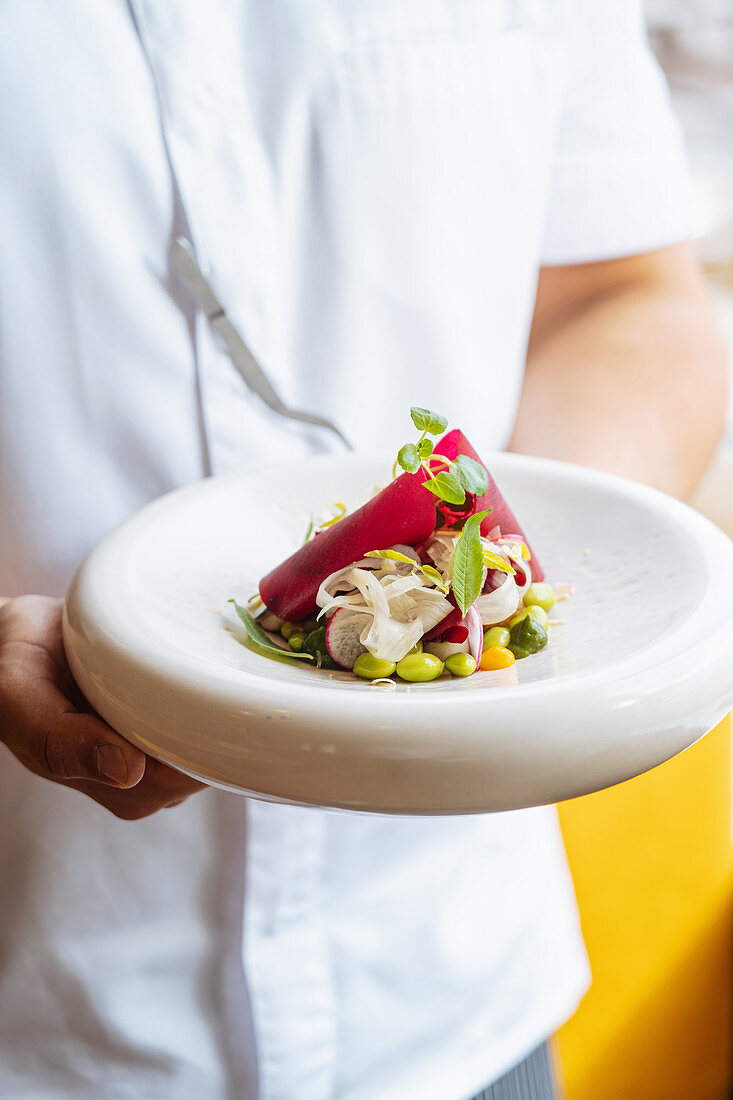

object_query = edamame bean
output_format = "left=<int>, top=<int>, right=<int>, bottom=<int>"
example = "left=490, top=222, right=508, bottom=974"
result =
left=483, top=626, right=510, bottom=648
left=523, top=583, right=556, bottom=612
left=353, top=653, right=397, bottom=679
left=509, top=605, right=549, bottom=629
left=404, top=641, right=424, bottom=656
left=526, top=604, right=549, bottom=628
left=395, top=652, right=444, bottom=682
left=445, top=653, right=477, bottom=677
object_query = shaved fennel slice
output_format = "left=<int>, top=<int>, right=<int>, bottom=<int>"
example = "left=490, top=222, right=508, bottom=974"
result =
left=474, top=553, right=532, bottom=625
left=315, top=558, right=383, bottom=615
left=317, top=562, right=452, bottom=664
left=423, top=532, right=460, bottom=584
left=349, top=568, right=452, bottom=663
left=475, top=573, right=520, bottom=626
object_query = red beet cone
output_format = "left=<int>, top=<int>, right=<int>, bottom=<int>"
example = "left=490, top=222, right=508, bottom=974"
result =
left=259, top=470, right=438, bottom=622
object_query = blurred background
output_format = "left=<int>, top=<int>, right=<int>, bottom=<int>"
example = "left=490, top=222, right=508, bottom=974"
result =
left=647, top=0, right=733, bottom=533
left=553, top=6, right=733, bottom=1098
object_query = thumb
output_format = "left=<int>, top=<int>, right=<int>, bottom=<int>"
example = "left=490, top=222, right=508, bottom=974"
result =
left=59, top=711, right=148, bottom=788
left=5, top=678, right=147, bottom=789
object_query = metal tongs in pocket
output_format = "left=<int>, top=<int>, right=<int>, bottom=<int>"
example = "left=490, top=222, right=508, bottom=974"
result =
left=170, top=238, right=353, bottom=451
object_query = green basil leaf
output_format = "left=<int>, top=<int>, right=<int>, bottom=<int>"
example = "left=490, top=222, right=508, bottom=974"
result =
left=397, top=442, right=421, bottom=473
left=422, top=471, right=466, bottom=506
left=410, top=406, right=449, bottom=435
left=453, top=454, right=489, bottom=496
left=451, top=510, right=492, bottom=615
left=230, top=600, right=314, bottom=661
left=417, top=437, right=434, bottom=459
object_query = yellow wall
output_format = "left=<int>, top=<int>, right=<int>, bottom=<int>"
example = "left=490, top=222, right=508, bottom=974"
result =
left=557, top=716, right=733, bottom=1100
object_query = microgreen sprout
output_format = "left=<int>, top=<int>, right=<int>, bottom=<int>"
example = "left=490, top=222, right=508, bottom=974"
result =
left=364, top=548, right=450, bottom=594
left=319, top=502, right=346, bottom=529
left=303, top=502, right=347, bottom=546
left=394, top=407, right=489, bottom=509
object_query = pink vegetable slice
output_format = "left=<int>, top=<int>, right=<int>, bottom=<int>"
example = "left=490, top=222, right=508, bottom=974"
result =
left=259, top=470, right=437, bottom=622
left=433, top=430, right=544, bottom=581
left=465, top=605, right=484, bottom=664
left=325, top=609, right=370, bottom=670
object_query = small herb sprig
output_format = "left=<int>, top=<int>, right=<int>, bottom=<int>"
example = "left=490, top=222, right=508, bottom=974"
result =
left=395, top=407, right=489, bottom=506
left=394, top=408, right=497, bottom=615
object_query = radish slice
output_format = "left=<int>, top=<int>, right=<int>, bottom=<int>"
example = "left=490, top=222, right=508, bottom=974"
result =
left=325, top=608, right=371, bottom=670
left=465, top=605, right=484, bottom=664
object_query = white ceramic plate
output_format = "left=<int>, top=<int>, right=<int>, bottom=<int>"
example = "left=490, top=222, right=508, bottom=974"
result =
left=63, top=452, right=733, bottom=815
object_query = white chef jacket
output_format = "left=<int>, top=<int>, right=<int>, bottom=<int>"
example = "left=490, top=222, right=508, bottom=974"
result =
left=0, top=2, right=688, bottom=1098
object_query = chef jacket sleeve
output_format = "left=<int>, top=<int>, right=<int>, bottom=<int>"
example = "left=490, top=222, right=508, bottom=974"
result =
left=539, top=0, right=690, bottom=265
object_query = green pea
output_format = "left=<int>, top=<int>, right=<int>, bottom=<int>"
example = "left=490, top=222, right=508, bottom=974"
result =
left=288, top=632, right=307, bottom=652
left=445, top=653, right=477, bottom=678
left=353, top=653, right=397, bottom=680
left=280, top=621, right=300, bottom=640
left=304, top=625, right=338, bottom=669
left=395, top=652, right=444, bottom=682
left=508, top=614, right=548, bottom=659
left=523, top=583, right=556, bottom=612
left=484, top=626, right=510, bottom=649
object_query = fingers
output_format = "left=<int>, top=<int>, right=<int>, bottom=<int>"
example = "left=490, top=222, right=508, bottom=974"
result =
left=0, top=597, right=147, bottom=789
left=0, top=594, right=207, bottom=818
left=1, top=671, right=147, bottom=788
left=70, top=760, right=206, bottom=821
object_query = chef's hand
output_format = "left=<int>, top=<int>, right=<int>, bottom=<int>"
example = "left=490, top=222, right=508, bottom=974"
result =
left=0, top=595, right=206, bottom=819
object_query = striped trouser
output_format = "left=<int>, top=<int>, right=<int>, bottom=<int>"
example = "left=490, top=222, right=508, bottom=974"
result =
left=469, top=1044, right=558, bottom=1100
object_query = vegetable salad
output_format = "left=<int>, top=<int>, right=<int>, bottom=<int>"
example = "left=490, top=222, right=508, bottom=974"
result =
left=232, top=407, right=564, bottom=683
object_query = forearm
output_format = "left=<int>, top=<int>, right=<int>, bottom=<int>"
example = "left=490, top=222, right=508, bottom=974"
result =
left=511, top=267, right=728, bottom=499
